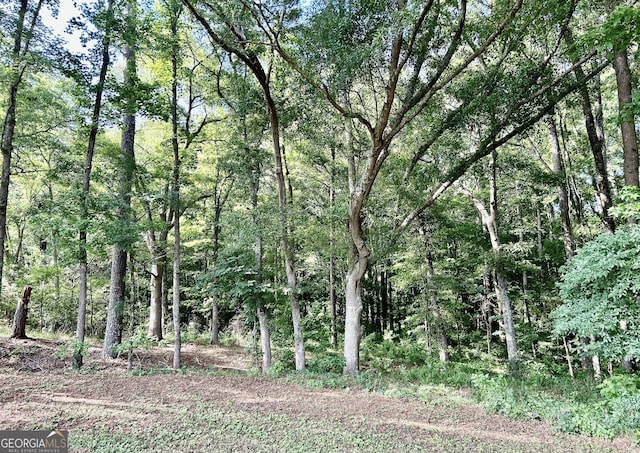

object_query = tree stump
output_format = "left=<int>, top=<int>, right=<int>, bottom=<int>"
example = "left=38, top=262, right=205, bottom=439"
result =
left=10, top=286, right=33, bottom=339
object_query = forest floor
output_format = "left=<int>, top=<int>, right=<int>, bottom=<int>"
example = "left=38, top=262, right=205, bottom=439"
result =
left=0, top=335, right=638, bottom=453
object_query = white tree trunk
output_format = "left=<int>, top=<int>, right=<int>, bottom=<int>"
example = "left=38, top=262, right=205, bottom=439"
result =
left=494, top=271, right=517, bottom=368
left=343, top=263, right=364, bottom=375
left=210, top=298, right=219, bottom=345
left=257, top=305, right=272, bottom=372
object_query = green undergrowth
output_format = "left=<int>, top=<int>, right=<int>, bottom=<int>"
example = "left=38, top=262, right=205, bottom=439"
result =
left=279, top=341, right=640, bottom=444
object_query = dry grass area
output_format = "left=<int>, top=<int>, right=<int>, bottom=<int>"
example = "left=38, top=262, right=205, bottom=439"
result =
left=0, top=336, right=638, bottom=452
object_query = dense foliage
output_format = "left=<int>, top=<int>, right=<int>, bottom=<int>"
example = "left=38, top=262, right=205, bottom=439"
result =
left=1, top=0, right=640, bottom=442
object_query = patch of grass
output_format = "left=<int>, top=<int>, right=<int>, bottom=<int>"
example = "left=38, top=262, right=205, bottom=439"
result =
left=68, top=398, right=594, bottom=453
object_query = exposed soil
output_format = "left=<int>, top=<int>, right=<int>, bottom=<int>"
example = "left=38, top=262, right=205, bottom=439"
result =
left=0, top=336, right=637, bottom=453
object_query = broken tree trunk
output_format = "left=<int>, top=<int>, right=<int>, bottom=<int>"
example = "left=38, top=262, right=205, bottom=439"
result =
left=11, top=285, right=33, bottom=339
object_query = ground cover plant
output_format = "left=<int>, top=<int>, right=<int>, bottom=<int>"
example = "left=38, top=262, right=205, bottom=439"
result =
left=1, top=328, right=638, bottom=453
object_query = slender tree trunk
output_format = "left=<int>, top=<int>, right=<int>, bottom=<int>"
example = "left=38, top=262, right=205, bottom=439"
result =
left=209, top=171, right=232, bottom=345
left=264, top=91, right=305, bottom=371
left=182, top=0, right=305, bottom=370
left=494, top=271, right=517, bottom=369
left=75, top=0, right=114, bottom=369
left=426, top=248, right=448, bottom=364
left=546, top=114, right=575, bottom=258
left=257, top=304, right=272, bottom=372
left=565, top=29, right=615, bottom=232
left=463, top=151, right=518, bottom=369
left=172, top=208, right=181, bottom=370
left=103, top=22, right=137, bottom=359
left=614, top=50, right=639, bottom=188
left=210, top=298, right=219, bottom=345
left=11, top=285, right=32, bottom=339
left=144, top=218, right=169, bottom=340
left=148, top=258, right=165, bottom=339
left=170, top=7, right=181, bottom=370
left=329, top=146, right=337, bottom=345
left=254, top=201, right=271, bottom=371
left=0, top=0, right=43, bottom=297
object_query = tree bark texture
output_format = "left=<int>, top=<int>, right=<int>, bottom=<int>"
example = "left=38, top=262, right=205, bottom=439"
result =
left=11, top=285, right=33, bottom=339
left=103, top=34, right=136, bottom=359
left=613, top=50, right=639, bottom=188
left=343, top=257, right=366, bottom=375
left=102, top=244, right=127, bottom=358
left=148, top=259, right=165, bottom=339
left=426, top=248, right=449, bottom=364
left=257, top=305, right=272, bottom=373
left=171, top=9, right=181, bottom=370
left=210, top=299, right=219, bottom=345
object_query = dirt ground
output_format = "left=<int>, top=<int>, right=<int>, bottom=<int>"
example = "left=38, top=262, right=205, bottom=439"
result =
left=0, top=336, right=638, bottom=453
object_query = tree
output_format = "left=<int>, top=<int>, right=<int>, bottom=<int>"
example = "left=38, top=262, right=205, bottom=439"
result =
left=545, top=113, right=576, bottom=259
left=10, top=285, right=32, bottom=339
left=564, top=28, right=616, bottom=232
left=552, top=225, right=640, bottom=366
left=267, top=0, right=599, bottom=373
left=75, top=0, right=116, bottom=369
left=0, top=0, right=55, bottom=296
left=460, top=151, right=518, bottom=369
left=598, top=3, right=640, bottom=188
left=168, top=0, right=182, bottom=370
left=181, top=0, right=306, bottom=371
left=103, top=0, right=139, bottom=359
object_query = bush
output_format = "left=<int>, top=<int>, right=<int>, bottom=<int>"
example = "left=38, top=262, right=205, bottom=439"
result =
left=306, top=354, right=345, bottom=374
left=470, top=371, right=640, bottom=441
left=552, top=225, right=640, bottom=362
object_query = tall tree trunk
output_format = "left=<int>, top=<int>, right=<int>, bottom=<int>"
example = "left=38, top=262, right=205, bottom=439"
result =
left=102, top=246, right=127, bottom=357
left=103, top=15, right=137, bottom=359
left=170, top=5, right=181, bottom=370
left=329, top=146, right=337, bottom=345
left=11, top=285, right=32, bottom=339
left=343, top=142, right=370, bottom=375
left=614, top=50, right=639, bottom=188
left=257, top=303, right=272, bottom=372
left=209, top=169, right=233, bottom=345
left=254, top=185, right=271, bottom=370
left=425, top=248, right=448, bottom=364
left=75, top=0, right=114, bottom=369
left=255, top=239, right=272, bottom=371
left=613, top=49, right=638, bottom=371
left=463, top=151, right=518, bottom=369
left=546, top=114, right=575, bottom=258
left=179, top=7, right=305, bottom=370
left=264, top=90, right=305, bottom=371
left=344, top=251, right=367, bottom=375
left=0, top=0, right=43, bottom=297
left=565, top=29, right=615, bottom=232
left=142, top=198, right=170, bottom=340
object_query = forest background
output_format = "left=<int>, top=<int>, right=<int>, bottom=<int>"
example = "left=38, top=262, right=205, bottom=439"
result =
left=1, top=0, right=640, bottom=443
